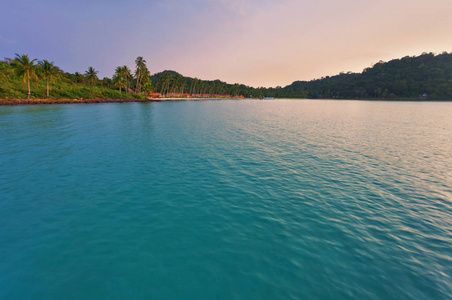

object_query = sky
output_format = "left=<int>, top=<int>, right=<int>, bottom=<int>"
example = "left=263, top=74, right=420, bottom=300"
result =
left=1, top=0, right=451, bottom=87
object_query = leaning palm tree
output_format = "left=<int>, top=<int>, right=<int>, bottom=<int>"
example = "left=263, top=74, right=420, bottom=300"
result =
left=121, top=66, right=132, bottom=92
left=11, top=54, right=38, bottom=99
left=38, top=60, right=58, bottom=97
left=140, top=68, right=152, bottom=94
left=135, top=56, right=149, bottom=94
left=84, top=67, right=98, bottom=85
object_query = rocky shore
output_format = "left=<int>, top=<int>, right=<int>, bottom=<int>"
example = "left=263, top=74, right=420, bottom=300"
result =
left=0, top=98, right=163, bottom=106
left=0, top=97, right=244, bottom=106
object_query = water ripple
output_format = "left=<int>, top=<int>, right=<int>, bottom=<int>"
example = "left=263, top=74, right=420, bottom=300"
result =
left=0, top=100, right=451, bottom=299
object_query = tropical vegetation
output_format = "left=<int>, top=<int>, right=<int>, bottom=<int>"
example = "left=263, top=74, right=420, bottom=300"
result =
left=1, top=52, right=451, bottom=100
left=10, top=54, right=38, bottom=99
left=38, top=60, right=59, bottom=97
left=150, top=52, right=451, bottom=100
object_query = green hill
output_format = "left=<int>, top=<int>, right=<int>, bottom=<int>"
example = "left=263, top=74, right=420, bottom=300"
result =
left=1, top=52, right=451, bottom=100
left=147, top=52, right=452, bottom=100
left=281, top=52, right=452, bottom=99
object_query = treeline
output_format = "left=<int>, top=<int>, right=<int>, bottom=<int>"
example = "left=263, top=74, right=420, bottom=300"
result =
left=147, top=52, right=452, bottom=100
left=281, top=52, right=452, bottom=100
left=150, top=71, right=244, bottom=97
left=0, top=54, right=151, bottom=99
left=1, top=52, right=451, bottom=100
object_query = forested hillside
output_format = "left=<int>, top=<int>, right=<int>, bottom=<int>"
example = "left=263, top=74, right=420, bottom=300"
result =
left=1, top=52, right=451, bottom=100
left=150, top=52, right=452, bottom=100
left=281, top=52, right=452, bottom=99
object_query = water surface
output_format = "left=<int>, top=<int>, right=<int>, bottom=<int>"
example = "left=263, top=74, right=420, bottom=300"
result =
left=0, top=100, right=451, bottom=299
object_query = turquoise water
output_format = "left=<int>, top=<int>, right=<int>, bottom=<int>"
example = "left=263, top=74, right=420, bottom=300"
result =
left=0, top=100, right=451, bottom=299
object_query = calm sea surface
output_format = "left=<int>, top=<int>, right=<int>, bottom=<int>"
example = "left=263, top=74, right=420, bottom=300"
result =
left=0, top=100, right=451, bottom=299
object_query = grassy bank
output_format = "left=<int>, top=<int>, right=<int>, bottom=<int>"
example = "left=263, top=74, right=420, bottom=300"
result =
left=0, top=54, right=150, bottom=100
left=0, top=75, right=144, bottom=100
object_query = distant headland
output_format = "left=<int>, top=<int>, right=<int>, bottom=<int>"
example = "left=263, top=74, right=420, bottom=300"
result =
left=1, top=52, right=451, bottom=105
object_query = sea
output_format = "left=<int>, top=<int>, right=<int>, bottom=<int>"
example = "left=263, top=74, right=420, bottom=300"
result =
left=0, top=99, right=451, bottom=299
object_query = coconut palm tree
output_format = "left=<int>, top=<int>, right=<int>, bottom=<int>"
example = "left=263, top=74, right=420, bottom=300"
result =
left=160, top=72, right=173, bottom=95
left=38, top=60, right=58, bottom=97
left=140, top=68, right=152, bottom=95
left=85, top=67, right=98, bottom=85
left=114, top=66, right=126, bottom=93
left=135, top=56, right=149, bottom=94
left=113, top=73, right=124, bottom=94
left=123, top=66, right=132, bottom=92
left=11, top=53, right=38, bottom=99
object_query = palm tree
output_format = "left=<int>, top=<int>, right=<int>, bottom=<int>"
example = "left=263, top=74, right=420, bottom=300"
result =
left=140, top=68, right=152, bottom=95
left=189, top=77, right=199, bottom=95
left=116, top=65, right=132, bottom=93
left=85, top=67, right=98, bottom=85
left=11, top=54, right=38, bottom=99
left=113, top=73, right=124, bottom=94
left=135, top=56, right=149, bottom=94
left=160, top=72, right=173, bottom=96
left=178, top=77, right=186, bottom=94
left=38, top=60, right=58, bottom=97
left=114, top=66, right=126, bottom=93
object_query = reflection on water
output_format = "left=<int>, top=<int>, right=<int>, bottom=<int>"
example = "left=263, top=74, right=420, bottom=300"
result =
left=0, top=100, right=451, bottom=300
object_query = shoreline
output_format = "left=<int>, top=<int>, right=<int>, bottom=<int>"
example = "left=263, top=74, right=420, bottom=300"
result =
left=1, top=97, right=450, bottom=106
left=0, top=97, right=227, bottom=106
left=0, top=98, right=161, bottom=106
left=0, top=97, right=250, bottom=106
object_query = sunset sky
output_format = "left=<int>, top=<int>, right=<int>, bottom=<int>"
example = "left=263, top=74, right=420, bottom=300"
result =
left=1, top=0, right=451, bottom=87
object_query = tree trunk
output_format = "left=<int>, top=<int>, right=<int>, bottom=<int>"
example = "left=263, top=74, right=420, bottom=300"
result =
left=46, top=76, right=49, bottom=97
left=135, top=71, right=141, bottom=94
left=164, top=82, right=169, bottom=95
left=27, top=70, right=30, bottom=99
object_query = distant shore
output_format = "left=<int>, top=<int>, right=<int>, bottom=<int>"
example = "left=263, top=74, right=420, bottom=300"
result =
left=1, top=98, right=450, bottom=106
left=0, top=97, right=244, bottom=106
